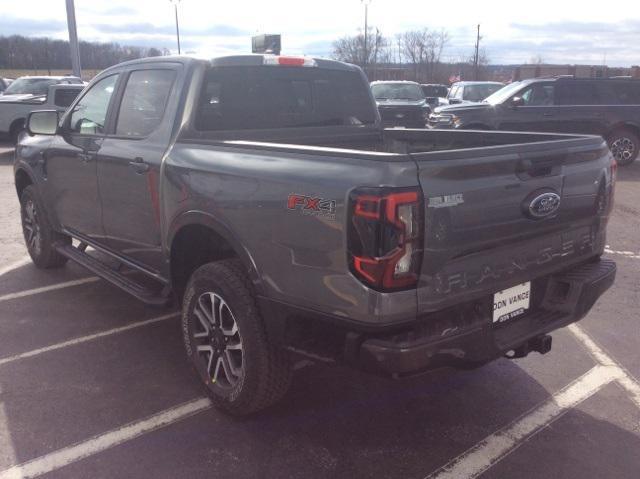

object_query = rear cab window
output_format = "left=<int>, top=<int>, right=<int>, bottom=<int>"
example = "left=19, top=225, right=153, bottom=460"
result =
left=195, top=66, right=376, bottom=131
left=115, top=69, right=176, bottom=138
left=556, top=82, right=601, bottom=105
left=53, top=88, right=81, bottom=108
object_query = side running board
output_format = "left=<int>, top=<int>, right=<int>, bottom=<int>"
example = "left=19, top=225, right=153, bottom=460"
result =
left=55, top=243, right=171, bottom=307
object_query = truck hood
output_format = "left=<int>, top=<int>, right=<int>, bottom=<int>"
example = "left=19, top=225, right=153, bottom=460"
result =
left=0, top=93, right=46, bottom=103
left=434, top=102, right=493, bottom=114
left=377, top=99, right=428, bottom=108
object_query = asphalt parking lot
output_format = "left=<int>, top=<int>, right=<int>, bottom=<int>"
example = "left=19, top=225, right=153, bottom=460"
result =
left=0, top=142, right=638, bottom=478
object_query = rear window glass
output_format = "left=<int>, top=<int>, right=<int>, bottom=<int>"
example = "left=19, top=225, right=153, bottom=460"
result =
left=195, top=66, right=376, bottom=131
left=606, top=82, right=640, bottom=105
left=54, top=88, right=81, bottom=107
left=556, top=82, right=601, bottom=105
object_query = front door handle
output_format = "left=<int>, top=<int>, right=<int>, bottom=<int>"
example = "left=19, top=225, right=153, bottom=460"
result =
left=129, top=157, right=150, bottom=174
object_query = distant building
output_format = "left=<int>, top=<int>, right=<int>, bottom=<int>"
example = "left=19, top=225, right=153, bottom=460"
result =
left=513, top=64, right=636, bottom=81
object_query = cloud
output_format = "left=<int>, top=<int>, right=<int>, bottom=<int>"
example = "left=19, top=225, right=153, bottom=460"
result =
left=78, top=5, right=139, bottom=17
left=89, top=22, right=249, bottom=37
left=0, top=17, right=66, bottom=37
left=480, top=20, right=640, bottom=66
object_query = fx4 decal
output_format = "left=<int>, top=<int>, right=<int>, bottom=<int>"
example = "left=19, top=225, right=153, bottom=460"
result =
left=287, top=194, right=337, bottom=220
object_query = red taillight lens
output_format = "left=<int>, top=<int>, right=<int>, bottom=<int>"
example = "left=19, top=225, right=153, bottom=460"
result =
left=348, top=188, right=423, bottom=291
left=262, top=56, right=318, bottom=67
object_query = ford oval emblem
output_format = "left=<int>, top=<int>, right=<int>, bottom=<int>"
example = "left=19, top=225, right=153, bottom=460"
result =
left=526, top=191, right=561, bottom=219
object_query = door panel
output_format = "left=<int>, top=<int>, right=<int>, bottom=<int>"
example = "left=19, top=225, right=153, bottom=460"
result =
left=97, top=68, right=178, bottom=272
left=98, top=140, right=165, bottom=270
left=43, top=74, right=119, bottom=239
left=44, top=135, right=103, bottom=237
left=498, top=82, right=559, bottom=132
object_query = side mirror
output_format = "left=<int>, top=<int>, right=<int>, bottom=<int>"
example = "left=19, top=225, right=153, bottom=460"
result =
left=27, top=110, right=59, bottom=136
left=510, top=97, right=525, bottom=108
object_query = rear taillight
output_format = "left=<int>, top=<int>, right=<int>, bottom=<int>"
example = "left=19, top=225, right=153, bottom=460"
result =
left=348, top=188, right=424, bottom=291
left=262, top=55, right=317, bottom=67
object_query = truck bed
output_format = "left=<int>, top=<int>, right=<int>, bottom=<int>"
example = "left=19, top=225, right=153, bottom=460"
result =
left=173, top=127, right=612, bottom=324
left=208, top=128, right=603, bottom=160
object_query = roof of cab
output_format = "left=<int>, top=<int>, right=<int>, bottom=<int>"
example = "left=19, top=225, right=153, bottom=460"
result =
left=100, top=54, right=360, bottom=73
left=370, top=80, right=420, bottom=84
left=450, top=81, right=504, bottom=86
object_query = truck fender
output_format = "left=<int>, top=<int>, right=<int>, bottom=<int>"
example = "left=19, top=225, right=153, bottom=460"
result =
left=166, top=210, right=265, bottom=296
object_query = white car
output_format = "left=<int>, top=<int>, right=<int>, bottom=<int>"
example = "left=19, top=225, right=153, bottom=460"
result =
left=0, top=76, right=84, bottom=143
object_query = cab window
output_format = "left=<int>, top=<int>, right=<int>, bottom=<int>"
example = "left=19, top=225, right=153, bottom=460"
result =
left=115, top=69, right=176, bottom=138
left=520, top=84, right=555, bottom=106
left=69, top=75, right=118, bottom=135
left=54, top=88, right=81, bottom=108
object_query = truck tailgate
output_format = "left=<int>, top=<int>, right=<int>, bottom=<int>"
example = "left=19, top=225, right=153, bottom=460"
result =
left=411, top=135, right=614, bottom=313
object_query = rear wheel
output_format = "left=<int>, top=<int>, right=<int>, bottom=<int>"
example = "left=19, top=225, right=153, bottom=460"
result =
left=182, top=259, right=291, bottom=416
left=608, top=129, right=639, bottom=166
left=20, top=185, right=70, bottom=268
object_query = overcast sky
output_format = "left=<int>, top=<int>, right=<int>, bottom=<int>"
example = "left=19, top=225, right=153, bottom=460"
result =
left=2, top=0, right=640, bottom=66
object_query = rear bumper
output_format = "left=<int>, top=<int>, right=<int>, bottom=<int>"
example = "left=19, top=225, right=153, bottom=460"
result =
left=356, top=258, right=616, bottom=375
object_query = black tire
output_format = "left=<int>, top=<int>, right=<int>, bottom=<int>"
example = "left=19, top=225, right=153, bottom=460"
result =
left=182, top=259, right=291, bottom=416
left=20, top=185, right=70, bottom=268
left=608, top=129, right=639, bottom=166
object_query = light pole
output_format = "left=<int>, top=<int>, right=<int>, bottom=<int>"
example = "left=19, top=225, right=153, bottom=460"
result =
left=361, top=0, right=371, bottom=68
left=65, top=0, right=82, bottom=78
left=169, top=0, right=182, bottom=54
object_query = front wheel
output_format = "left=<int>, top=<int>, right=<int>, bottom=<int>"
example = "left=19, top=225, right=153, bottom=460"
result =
left=20, top=185, right=70, bottom=268
left=608, top=129, right=639, bottom=166
left=182, top=259, right=291, bottom=416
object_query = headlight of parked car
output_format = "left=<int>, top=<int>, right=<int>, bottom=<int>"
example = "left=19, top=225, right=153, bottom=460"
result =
left=428, top=113, right=461, bottom=127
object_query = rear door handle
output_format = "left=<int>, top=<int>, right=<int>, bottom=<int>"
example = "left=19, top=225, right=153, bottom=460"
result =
left=78, top=152, right=95, bottom=163
left=128, top=157, right=150, bottom=174
left=542, top=112, right=554, bottom=117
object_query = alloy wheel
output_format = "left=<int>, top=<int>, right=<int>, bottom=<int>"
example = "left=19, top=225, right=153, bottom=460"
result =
left=611, top=137, right=636, bottom=163
left=22, top=199, right=42, bottom=257
left=192, top=292, right=244, bottom=388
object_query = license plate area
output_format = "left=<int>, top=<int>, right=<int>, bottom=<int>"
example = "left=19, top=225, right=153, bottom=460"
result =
left=493, top=282, right=531, bottom=324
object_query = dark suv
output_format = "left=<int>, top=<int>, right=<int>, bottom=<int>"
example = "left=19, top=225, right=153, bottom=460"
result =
left=429, top=76, right=640, bottom=165
left=370, top=81, right=430, bottom=128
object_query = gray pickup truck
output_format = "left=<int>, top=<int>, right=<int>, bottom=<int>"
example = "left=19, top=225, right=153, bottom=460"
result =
left=15, top=55, right=616, bottom=415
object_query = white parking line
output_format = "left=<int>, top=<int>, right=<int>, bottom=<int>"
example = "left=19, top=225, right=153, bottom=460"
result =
left=0, top=277, right=100, bottom=304
left=0, top=387, right=17, bottom=471
left=604, top=247, right=640, bottom=260
left=569, top=324, right=640, bottom=409
left=0, top=256, right=31, bottom=277
left=0, top=313, right=179, bottom=367
left=0, top=397, right=212, bottom=479
left=428, top=324, right=640, bottom=479
left=426, top=365, right=616, bottom=479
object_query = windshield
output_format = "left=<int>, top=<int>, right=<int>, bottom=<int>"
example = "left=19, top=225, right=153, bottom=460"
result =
left=483, top=82, right=526, bottom=105
left=371, top=83, right=425, bottom=101
left=463, top=84, right=504, bottom=102
left=196, top=66, right=376, bottom=131
left=3, top=78, right=57, bottom=96
left=422, top=85, right=448, bottom=98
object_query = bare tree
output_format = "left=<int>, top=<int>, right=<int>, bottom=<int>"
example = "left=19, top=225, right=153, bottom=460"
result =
left=529, top=54, right=545, bottom=65
left=401, top=28, right=449, bottom=82
left=331, top=28, right=391, bottom=75
left=0, top=34, right=168, bottom=72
